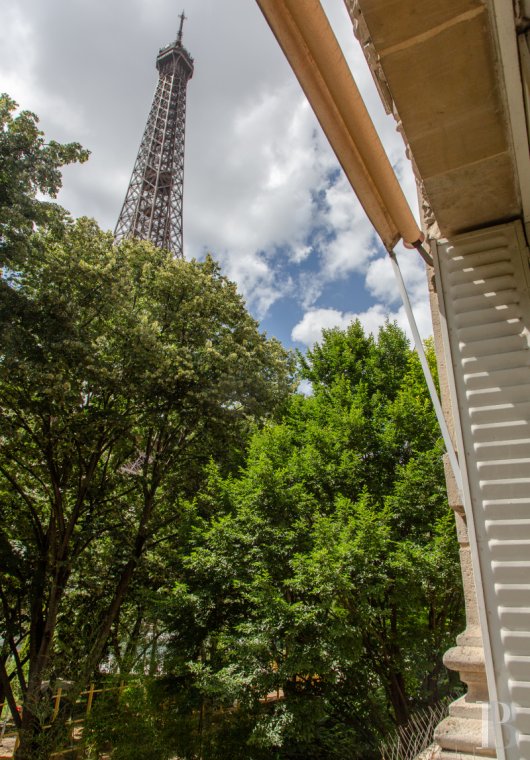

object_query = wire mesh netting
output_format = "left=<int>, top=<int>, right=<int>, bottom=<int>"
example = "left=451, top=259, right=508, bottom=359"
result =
left=380, top=698, right=453, bottom=760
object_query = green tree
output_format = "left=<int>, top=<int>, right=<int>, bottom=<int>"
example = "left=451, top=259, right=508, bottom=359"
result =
left=0, top=93, right=89, bottom=269
left=0, top=217, right=293, bottom=758
left=163, top=323, right=463, bottom=758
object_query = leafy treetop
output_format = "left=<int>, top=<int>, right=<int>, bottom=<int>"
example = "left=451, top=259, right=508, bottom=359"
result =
left=0, top=93, right=89, bottom=268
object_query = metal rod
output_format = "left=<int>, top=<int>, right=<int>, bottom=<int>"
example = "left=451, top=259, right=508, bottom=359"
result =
left=389, top=249, right=463, bottom=495
left=413, top=240, right=434, bottom=267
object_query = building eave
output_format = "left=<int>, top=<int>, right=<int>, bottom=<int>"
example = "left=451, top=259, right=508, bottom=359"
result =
left=344, top=0, right=529, bottom=240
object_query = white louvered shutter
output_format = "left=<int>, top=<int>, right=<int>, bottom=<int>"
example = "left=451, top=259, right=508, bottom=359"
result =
left=435, top=221, right=530, bottom=758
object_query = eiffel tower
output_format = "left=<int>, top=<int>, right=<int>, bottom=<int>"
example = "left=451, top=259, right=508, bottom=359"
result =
left=115, top=13, right=193, bottom=257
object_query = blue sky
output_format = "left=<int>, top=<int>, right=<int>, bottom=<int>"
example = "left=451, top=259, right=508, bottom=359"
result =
left=0, top=0, right=432, bottom=351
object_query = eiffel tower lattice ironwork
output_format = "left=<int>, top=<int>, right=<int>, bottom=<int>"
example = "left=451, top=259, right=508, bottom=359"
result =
left=115, top=12, right=193, bottom=257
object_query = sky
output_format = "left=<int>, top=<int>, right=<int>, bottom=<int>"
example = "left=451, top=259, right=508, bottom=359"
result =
left=0, top=0, right=432, bottom=351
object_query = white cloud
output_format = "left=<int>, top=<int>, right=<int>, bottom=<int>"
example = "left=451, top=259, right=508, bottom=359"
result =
left=364, top=248, right=429, bottom=307
left=0, top=0, right=432, bottom=346
left=320, top=174, right=378, bottom=281
left=365, top=256, right=398, bottom=303
left=290, top=244, right=312, bottom=264
left=291, top=308, right=356, bottom=345
left=291, top=295, right=433, bottom=348
left=291, top=303, right=415, bottom=347
left=213, top=247, right=293, bottom=321
left=394, top=299, right=433, bottom=342
left=185, top=85, right=333, bottom=315
left=0, top=7, right=34, bottom=100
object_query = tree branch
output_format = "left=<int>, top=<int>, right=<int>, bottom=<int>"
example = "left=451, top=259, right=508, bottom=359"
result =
left=0, top=465, right=45, bottom=546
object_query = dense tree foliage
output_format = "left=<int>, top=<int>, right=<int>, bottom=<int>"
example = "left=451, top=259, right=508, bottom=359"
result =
left=134, top=323, right=464, bottom=759
left=0, top=215, right=292, bottom=757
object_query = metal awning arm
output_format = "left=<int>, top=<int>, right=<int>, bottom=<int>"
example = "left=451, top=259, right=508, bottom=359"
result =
left=389, top=249, right=463, bottom=496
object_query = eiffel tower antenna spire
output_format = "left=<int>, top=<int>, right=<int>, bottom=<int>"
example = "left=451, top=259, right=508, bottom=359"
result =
left=177, top=11, right=186, bottom=43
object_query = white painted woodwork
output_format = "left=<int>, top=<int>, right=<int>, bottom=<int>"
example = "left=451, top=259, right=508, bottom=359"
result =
left=435, top=221, right=530, bottom=758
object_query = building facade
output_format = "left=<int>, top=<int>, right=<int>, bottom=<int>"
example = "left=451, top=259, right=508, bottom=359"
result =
left=344, top=1, right=530, bottom=757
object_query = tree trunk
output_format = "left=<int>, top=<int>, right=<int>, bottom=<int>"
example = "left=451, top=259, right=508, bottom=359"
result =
left=387, top=669, right=410, bottom=725
left=15, top=702, right=72, bottom=760
left=15, top=705, right=47, bottom=760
